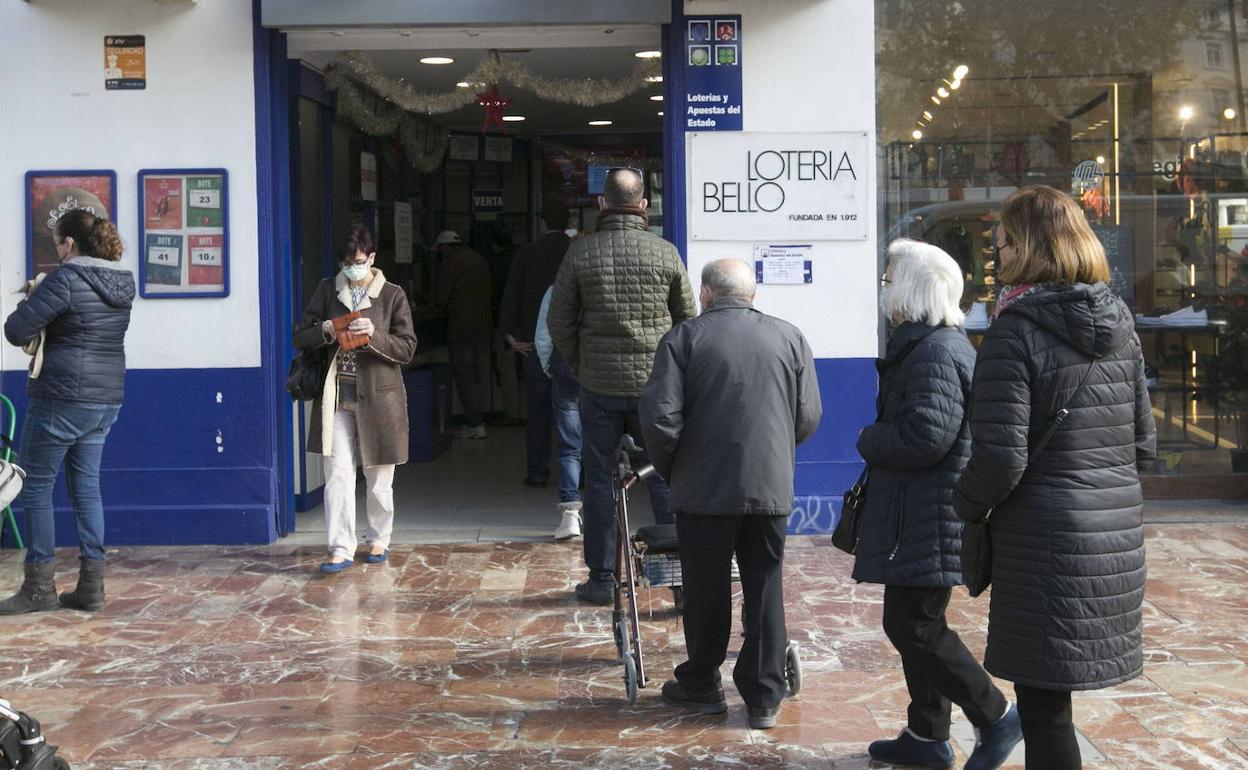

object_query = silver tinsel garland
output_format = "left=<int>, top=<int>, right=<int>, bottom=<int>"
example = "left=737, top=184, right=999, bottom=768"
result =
left=326, top=66, right=448, bottom=173
left=340, top=50, right=661, bottom=113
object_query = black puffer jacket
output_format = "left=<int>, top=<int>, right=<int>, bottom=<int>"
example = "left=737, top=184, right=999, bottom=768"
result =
left=852, top=323, right=976, bottom=587
left=953, top=282, right=1157, bottom=691
left=5, top=257, right=135, bottom=405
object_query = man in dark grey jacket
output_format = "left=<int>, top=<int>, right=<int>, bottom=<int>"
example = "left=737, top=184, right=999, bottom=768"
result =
left=549, top=168, right=695, bottom=604
left=640, top=259, right=822, bottom=730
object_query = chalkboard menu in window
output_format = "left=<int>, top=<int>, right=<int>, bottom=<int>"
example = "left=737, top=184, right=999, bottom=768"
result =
left=1091, top=224, right=1134, bottom=308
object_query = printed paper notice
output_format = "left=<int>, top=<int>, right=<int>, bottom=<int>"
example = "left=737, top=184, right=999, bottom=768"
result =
left=754, top=244, right=812, bottom=284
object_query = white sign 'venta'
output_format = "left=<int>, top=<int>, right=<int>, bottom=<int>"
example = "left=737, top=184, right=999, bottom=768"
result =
left=690, top=132, right=869, bottom=241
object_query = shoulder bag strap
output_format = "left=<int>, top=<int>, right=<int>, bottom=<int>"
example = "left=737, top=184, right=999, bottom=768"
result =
left=1028, top=354, right=1104, bottom=463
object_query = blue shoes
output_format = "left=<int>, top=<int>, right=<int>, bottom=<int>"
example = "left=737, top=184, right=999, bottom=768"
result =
left=965, top=703, right=1023, bottom=770
left=868, top=728, right=955, bottom=769
left=318, top=559, right=354, bottom=574
left=365, top=549, right=389, bottom=564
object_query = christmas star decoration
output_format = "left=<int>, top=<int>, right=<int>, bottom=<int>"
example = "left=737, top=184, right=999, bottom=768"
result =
left=477, top=84, right=512, bottom=133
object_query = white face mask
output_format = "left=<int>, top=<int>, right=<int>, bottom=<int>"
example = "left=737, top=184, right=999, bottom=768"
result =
left=343, top=263, right=370, bottom=282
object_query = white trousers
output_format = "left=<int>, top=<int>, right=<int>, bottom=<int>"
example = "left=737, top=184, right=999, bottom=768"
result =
left=323, top=408, right=395, bottom=559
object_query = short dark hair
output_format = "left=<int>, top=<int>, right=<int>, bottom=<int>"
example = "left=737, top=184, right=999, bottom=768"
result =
left=340, top=226, right=374, bottom=263
left=540, top=197, right=569, bottom=231
left=603, top=168, right=644, bottom=208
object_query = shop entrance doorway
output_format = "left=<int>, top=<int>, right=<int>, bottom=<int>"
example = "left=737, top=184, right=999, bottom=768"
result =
left=282, top=25, right=672, bottom=541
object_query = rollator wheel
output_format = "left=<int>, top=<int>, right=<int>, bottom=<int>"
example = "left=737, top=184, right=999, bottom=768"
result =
left=53, top=758, right=72, bottom=770
left=785, top=642, right=802, bottom=697
left=623, top=652, right=639, bottom=705
left=613, top=618, right=628, bottom=660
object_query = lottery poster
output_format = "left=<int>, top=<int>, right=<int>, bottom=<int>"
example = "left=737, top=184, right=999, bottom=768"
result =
left=25, top=170, right=116, bottom=278
left=138, top=169, right=228, bottom=297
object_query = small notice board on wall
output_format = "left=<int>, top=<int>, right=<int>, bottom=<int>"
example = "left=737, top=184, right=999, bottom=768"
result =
left=137, top=168, right=229, bottom=298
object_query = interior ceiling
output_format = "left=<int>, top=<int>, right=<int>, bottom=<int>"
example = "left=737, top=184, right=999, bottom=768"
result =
left=290, top=26, right=665, bottom=136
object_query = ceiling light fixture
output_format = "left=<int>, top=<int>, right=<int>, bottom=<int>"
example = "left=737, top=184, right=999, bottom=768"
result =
left=502, top=115, right=526, bottom=122
left=647, top=75, right=663, bottom=83
left=649, top=95, right=663, bottom=101
left=931, top=96, right=942, bottom=105
left=1179, top=105, right=1194, bottom=121
left=949, top=78, right=962, bottom=90
left=456, top=81, right=471, bottom=88
left=1096, top=155, right=1106, bottom=165
left=658, top=111, right=664, bottom=116
left=922, top=110, right=933, bottom=121
left=953, top=64, right=969, bottom=79
left=912, top=129, right=923, bottom=140
left=635, top=50, right=662, bottom=59
left=937, top=87, right=950, bottom=98
left=420, top=56, right=454, bottom=65
left=1225, top=107, right=1237, bottom=120
left=588, top=119, right=614, bottom=126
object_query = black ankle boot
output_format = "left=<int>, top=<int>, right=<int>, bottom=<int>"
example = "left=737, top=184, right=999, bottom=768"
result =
left=59, top=557, right=105, bottom=612
left=0, top=562, right=59, bottom=615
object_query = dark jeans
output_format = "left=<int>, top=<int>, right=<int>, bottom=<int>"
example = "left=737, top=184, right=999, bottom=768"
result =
left=1016, top=684, right=1080, bottom=770
left=20, top=398, right=122, bottom=564
left=522, top=352, right=553, bottom=481
left=579, top=388, right=670, bottom=584
left=676, top=512, right=788, bottom=710
left=881, top=585, right=1007, bottom=740
left=549, top=352, right=581, bottom=503
left=449, top=329, right=490, bottom=427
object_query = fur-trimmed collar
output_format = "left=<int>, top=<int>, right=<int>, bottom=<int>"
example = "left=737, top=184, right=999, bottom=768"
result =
left=335, top=268, right=387, bottom=311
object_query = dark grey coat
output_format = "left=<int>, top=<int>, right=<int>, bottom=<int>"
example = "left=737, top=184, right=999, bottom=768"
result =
left=639, top=297, right=822, bottom=516
left=953, top=282, right=1157, bottom=691
left=4, top=257, right=135, bottom=405
left=852, top=323, right=976, bottom=587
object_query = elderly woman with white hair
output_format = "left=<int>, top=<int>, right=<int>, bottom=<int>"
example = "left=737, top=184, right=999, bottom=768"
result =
left=853, top=239, right=1022, bottom=770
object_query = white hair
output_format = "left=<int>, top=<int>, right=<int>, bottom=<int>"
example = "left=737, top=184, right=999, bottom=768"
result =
left=882, top=239, right=966, bottom=327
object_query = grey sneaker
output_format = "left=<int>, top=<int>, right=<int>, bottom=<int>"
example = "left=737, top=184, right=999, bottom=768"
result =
left=554, top=502, right=582, bottom=540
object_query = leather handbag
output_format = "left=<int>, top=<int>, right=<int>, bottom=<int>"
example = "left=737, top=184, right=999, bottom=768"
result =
left=832, top=467, right=870, bottom=554
left=962, top=354, right=1105, bottom=597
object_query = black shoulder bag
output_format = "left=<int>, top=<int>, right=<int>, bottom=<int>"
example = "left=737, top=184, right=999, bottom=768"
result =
left=962, top=354, right=1104, bottom=597
left=286, top=321, right=333, bottom=401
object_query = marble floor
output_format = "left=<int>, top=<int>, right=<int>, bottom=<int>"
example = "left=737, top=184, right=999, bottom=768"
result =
left=0, top=523, right=1246, bottom=769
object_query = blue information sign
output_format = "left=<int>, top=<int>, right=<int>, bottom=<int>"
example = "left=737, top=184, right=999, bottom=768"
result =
left=684, top=16, right=743, bottom=131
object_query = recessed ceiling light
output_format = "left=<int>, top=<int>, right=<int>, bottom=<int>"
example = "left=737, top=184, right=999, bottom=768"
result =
left=635, top=50, right=662, bottom=59
left=588, top=120, right=613, bottom=126
left=502, top=115, right=526, bottom=122
left=953, top=64, right=969, bottom=79
left=658, top=111, right=664, bottom=116
left=420, top=56, right=454, bottom=65
left=646, top=75, right=663, bottom=83
left=456, top=82, right=472, bottom=88
left=649, top=95, right=663, bottom=101
left=937, top=87, right=949, bottom=98
left=912, top=129, right=923, bottom=140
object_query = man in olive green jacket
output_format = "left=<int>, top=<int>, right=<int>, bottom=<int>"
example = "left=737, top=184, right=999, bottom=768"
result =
left=548, top=168, right=695, bottom=604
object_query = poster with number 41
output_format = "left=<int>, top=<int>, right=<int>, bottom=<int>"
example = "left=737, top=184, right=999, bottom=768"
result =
left=137, top=168, right=229, bottom=298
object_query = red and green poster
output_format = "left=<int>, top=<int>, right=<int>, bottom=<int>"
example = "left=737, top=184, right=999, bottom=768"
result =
left=186, top=176, right=223, bottom=227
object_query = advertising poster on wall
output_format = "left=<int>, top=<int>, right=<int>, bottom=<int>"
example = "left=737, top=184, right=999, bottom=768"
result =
left=360, top=152, right=378, bottom=202
left=689, top=132, right=870, bottom=241
left=138, top=169, right=229, bottom=298
left=104, top=35, right=145, bottom=90
left=394, top=201, right=414, bottom=264
left=25, top=170, right=117, bottom=278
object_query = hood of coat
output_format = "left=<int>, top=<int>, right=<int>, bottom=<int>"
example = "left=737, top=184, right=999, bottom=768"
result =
left=1000, top=282, right=1132, bottom=358
left=880, top=321, right=942, bottom=369
left=63, top=257, right=135, bottom=309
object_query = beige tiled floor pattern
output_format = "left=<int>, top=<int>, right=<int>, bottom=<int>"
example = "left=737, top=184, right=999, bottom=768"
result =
left=0, top=523, right=1244, bottom=768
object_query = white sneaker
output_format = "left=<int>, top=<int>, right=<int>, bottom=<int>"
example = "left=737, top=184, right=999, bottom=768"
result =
left=452, top=424, right=487, bottom=440
left=554, top=502, right=582, bottom=540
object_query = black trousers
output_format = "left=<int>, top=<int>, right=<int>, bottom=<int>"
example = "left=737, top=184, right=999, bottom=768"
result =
left=675, top=512, right=788, bottom=710
left=1015, top=684, right=1080, bottom=769
left=881, top=585, right=1007, bottom=741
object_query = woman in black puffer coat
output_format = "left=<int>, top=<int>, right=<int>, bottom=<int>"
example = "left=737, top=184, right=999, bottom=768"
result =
left=854, top=240, right=1020, bottom=770
left=954, top=186, right=1157, bottom=770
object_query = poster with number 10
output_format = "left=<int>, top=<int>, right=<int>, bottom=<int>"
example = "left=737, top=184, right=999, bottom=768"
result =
left=137, top=168, right=229, bottom=298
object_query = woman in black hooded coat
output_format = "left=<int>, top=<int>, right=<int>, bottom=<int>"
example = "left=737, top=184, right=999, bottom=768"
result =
left=954, top=186, right=1157, bottom=770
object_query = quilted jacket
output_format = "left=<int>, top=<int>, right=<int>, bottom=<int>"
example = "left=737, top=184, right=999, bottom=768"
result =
left=953, top=282, right=1157, bottom=691
left=5, top=257, right=134, bottom=405
left=547, top=212, right=695, bottom=398
left=852, top=322, right=976, bottom=587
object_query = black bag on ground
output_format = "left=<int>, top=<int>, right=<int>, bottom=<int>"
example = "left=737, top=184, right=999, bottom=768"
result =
left=0, top=699, right=69, bottom=770
left=831, top=467, right=869, bottom=554
left=286, top=341, right=331, bottom=401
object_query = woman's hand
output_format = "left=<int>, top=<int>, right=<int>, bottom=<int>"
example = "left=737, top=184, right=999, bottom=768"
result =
left=348, top=317, right=375, bottom=337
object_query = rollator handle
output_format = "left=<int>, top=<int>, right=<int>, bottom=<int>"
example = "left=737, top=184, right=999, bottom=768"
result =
left=634, top=464, right=655, bottom=482
left=619, top=434, right=643, bottom=454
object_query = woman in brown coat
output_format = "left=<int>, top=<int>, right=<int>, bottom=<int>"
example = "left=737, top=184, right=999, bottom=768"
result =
left=294, top=227, right=418, bottom=573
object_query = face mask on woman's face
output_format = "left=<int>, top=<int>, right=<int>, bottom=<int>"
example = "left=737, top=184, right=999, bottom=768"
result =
left=342, top=262, right=370, bottom=282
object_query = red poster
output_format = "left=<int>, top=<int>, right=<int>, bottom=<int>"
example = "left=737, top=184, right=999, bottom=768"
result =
left=27, top=173, right=114, bottom=276
left=187, top=233, right=224, bottom=286
left=144, top=177, right=183, bottom=230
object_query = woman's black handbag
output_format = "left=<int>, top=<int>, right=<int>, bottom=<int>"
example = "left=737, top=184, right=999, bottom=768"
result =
left=285, top=344, right=330, bottom=401
left=961, top=354, right=1105, bottom=597
left=832, top=467, right=870, bottom=554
